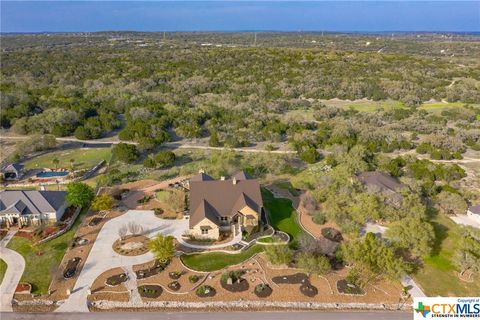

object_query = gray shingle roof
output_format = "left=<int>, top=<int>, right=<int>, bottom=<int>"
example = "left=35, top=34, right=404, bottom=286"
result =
left=0, top=190, right=67, bottom=216
left=469, top=205, right=480, bottom=215
left=357, top=171, right=403, bottom=193
left=189, top=171, right=263, bottom=228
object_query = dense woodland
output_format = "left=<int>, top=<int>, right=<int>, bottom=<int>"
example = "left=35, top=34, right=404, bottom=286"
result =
left=1, top=33, right=480, bottom=291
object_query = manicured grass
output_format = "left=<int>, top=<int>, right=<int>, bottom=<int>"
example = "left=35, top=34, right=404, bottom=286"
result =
left=156, top=190, right=171, bottom=201
left=274, top=181, right=300, bottom=196
left=256, top=236, right=277, bottom=244
left=24, top=147, right=112, bottom=171
left=262, top=188, right=305, bottom=242
left=413, top=215, right=480, bottom=296
left=180, top=244, right=264, bottom=272
left=0, top=258, right=7, bottom=284
left=6, top=207, right=88, bottom=294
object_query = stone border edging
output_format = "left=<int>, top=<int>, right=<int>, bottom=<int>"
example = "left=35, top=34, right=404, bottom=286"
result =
left=91, top=299, right=411, bottom=311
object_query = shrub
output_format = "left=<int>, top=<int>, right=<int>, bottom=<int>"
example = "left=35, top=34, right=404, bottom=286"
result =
left=112, top=143, right=139, bottom=164
left=312, top=212, right=326, bottom=225
left=189, top=275, right=200, bottom=283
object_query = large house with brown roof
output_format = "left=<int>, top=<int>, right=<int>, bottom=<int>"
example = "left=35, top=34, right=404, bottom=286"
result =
left=187, top=171, right=263, bottom=240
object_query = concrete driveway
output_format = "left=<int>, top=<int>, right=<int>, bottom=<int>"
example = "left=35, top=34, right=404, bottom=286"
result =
left=56, top=210, right=189, bottom=312
left=0, top=230, right=26, bottom=312
left=56, top=210, right=243, bottom=312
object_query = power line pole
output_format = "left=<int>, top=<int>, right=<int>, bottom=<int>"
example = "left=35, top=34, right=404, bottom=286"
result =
left=254, top=32, right=257, bottom=47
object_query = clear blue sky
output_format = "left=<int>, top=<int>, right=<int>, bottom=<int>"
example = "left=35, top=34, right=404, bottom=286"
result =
left=1, top=1, right=479, bottom=33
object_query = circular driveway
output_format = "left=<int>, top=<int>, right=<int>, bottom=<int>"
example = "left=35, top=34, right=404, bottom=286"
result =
left=56, top=210, right=188, bottom=312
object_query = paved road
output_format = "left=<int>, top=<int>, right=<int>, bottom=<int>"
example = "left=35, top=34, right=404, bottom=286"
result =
left=0, top=230, right=25, bottom=312
left=1, top=311, right=411, bottom=320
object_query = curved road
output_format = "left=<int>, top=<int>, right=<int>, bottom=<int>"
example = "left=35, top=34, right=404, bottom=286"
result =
left=0, top=230, right=25, bottom=312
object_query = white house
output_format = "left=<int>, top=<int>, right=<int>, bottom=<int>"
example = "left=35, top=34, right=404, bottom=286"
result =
left=0, top=190, right=68, bottom=227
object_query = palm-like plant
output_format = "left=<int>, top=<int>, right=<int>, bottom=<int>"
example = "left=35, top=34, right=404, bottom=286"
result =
left=148, top=234, right=175, bottom=263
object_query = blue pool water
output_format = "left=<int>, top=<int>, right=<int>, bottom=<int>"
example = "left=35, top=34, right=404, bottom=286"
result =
left=36, top=171, right=68, bottom=178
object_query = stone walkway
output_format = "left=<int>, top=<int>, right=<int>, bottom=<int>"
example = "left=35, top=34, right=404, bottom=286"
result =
left=0, top=230, right=25, bottom=312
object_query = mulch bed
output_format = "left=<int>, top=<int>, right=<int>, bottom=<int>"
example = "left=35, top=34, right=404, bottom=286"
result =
left=272, top=273, right=309, bottom=284
left=168, top=281, right=181, bottom=291
left=220, top=270, right=250, bottom=292
left=106, top=273, right=128, bottom=287
left=63, top=257, right=81, bottom=279
left=112, top=235, right=149, bottom=256
left=60, top=206, right=78, bottom=222
left=136, top=260, right=170, bottom=279
left=88, top=217, right=103, bottom=227
left=169, top=271, right=183, bottom=280
left=272, top=273, right=318, bottom=297
left=321, top=228, right=343, bottom=242
left=15, top=283, right=32, bottom=294
left=138, top=285, right=162, bottom=299
left=254, top=283, right=272, bottom=298
left=196, top=285, right=216, bottom=298
left=336, top=279, right=365, bottom=295
left=300, top=282, right=318, bottom=297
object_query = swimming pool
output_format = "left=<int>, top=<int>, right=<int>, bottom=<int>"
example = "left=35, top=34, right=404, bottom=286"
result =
left=36, top=171, right=68, bottom=178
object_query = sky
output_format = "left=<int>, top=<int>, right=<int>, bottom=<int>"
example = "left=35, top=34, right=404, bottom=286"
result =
left=1, top=1, right=479, bottom=33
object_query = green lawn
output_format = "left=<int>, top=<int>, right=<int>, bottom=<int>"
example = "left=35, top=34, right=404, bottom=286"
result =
left=262, top=188, right=305, bottom=243
left=180, top=244, right=264, bottom=272
left=0, top=258, right=7, bottom=284
left=414, top=215, right=480, bottom=296
left=6, top=207, right=87, bottom=294
left=274, top=181, right=300, bottom=196
left=24, top=147, right=112, bottom=171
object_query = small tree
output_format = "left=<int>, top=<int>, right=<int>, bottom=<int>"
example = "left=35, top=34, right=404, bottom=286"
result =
left=112, top=143, right=139, bottom=164
left=265, top=245, right=292, bottom=265
left=118, top=225, right=128, bottom=240
left=154, top=151, right=176, bottom=168
left=296, top=252, right=331, bottom=275
left=66, top=182, right=95, bottom=208
left=69, top=158, right=75, bottom=171
left=92, top=194, right=114, bottom=212
left=52, top=158, right=60, bottom=170
left=128, top=221, right=143, bottom=236
left=149, top=234, right=175, bottom=262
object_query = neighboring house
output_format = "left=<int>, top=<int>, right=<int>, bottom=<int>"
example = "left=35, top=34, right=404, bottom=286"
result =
left=357, top=171, right=405, bottom=206
left=0, top=190, right=68, bottom=227
left=188, top=171, right=263, bottom=240
left=2, top=163, right=24, bottom=181
left=467, top=205, right=480, bottom=224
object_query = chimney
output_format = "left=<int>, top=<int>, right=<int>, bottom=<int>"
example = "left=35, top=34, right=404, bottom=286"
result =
left=220, top=176, right=225, bottom=181
left=233, top=177, right=237, bottom=185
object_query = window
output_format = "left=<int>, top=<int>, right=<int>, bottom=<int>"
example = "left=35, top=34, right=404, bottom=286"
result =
left=220, top=217, right=228, bottom=222
left=201, top=228, right=209, bottom=235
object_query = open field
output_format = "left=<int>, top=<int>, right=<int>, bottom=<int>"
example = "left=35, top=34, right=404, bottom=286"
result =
left=6, top=207, right=88, bottom=294
left=0, top=258, right=6, bottom=284
left=180, top=244, right=264, bottom=272
left=23, top=148, right=112, bottom=171
left=414, top=215, right=480, bottom=296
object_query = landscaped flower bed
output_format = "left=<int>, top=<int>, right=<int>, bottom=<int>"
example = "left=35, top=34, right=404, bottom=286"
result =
left=169, top=271, right=183, bottom=280
left=196, top=285, right=216, bottom=298
left=254, top=283, right=272, bottom=298
left=337, top=279, right=365, bottom=295
left=321, top=227, right=343, bottom=242
left=138, top=285, right=162, bottom=298
left=168, top=280, right=181, bottom=291
left=63, top=257, right=81, bottom=279
left=88, top=217, right=103, bottom=227
left=188, top=274, right=200, bottom=283
left=220, top=270, right=249, bottom=292
left=15, top=282, right=32, bottom=294
left=136, top=260, right=170, bottom=279
left=272, top=273, right=318, bottom=297
left=106, top=273, right=128, bottom=287
left=112, top=235, right=149, bottom=256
